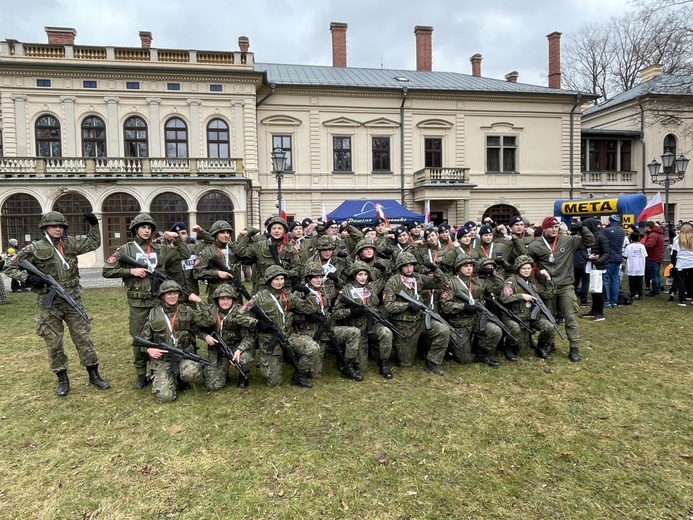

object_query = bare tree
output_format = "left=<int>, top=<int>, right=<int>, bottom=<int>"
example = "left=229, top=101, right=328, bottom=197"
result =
left=562, top=23, right=613, bottom=101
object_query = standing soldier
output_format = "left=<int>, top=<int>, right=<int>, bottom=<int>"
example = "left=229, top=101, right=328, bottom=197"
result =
left=502, top=216, right=535, bottom=268
left=390, top=225, right=415, bottom=262
left=5, top=211, right=110, bottom=396
left=193, top=220, right=241, bottom=303
left=103, top=213, right=190, bottom=389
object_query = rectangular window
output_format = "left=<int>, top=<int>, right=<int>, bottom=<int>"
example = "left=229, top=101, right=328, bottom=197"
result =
left=424, top=138, right=442, bottom=168
left=620, top=141, right=631, bottom=171
left=272, top=135, right=293, bottom=171
left=588, top=139, right=617, bottom=171
left=486, top=135, right=517, bottom=173
left=372, top=137, right=391, bottom=171
left=210, top=84, right=223, bottom=92
left=167, top=83, right=181, bottom=91
left=83, top=80, right=97, bottom=88
left=126, top=81, right=140, bottom=90
left=333, top=136, right=352, bottom=172
left=36, top=79, right=51, bottom=87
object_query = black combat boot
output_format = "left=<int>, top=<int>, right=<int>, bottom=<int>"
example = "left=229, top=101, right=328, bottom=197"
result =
left=568, top=347, right=581, bottom=362
left=504, top=342, right=518, bottom=362
left=134, top=374, right=149, bottom=390
left=237, top=373, right=250, bottom=388
left=290, top=371, right=313, bottom=389
left=425, top=360, right=444, bottom=376
left=341, top=361, right=364, bottom=382
left=535, top=344, right=550, bottom=359
left=474, top=355, right=500, bottom=367
left=86, top=365, right=110, bottom=390
left=176, top=374, right=191, bottom=391
left=55, top=370, right=70, bottom=397
left=379, top=359, right=393, bottom=379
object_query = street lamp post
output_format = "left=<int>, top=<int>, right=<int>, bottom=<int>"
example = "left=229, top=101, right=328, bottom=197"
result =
left=647, top=151, right=690, bottom=223
left=271, top=147, right=287, bottom=214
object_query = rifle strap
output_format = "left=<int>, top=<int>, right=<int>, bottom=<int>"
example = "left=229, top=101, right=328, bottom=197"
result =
left=268, top=242, right=282, bottom=266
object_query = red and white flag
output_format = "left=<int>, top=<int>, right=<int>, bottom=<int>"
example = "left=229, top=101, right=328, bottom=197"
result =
left=321, top=203, right=329, bottom=222
left=375, top=203, right=390, bottom=227
left=637, top=192, right=664, bottom=222
left=424, top=200, right=431, bottom=225
left=280, top=199, right=289, bottom=242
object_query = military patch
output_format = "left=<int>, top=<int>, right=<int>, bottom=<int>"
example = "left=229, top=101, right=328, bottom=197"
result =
left=503, top=286, right=514, bottom=295
left=106, top=256, right=117, bottom=264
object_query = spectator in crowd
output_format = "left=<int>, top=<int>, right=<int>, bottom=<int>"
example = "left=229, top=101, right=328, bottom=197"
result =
left=581, top=218, right=609, bottom=321
left=603, top=215, right=626, bottom=308
left=644, top=221, right=666, bottom=296
left=671, top=222, right=693, bottom=306
left=623, top=232, right=647, bottom=300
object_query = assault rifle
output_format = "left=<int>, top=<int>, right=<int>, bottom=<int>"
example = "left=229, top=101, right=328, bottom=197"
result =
left=485, top=296, right=533, bottom=335
left=515, top=278, right=566, bottom=340
left=209, top=331, right=247, bottom=378
left=396, top=290, right=465, bottom=343
left=118, top=253, right=189, bottom=297
left=454, top=291, right=519, bottom=343
left=337, top=294, right=405, bottom=339
left=311, top=311, right=347, bottom=370
left=19, top=259, right=89, bottom=323
left=208, top=256, right=252, bottom=300
left=133, top=336, right=212, bottom=373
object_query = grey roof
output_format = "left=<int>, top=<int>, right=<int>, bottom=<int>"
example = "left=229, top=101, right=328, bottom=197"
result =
left=584, top=74, right=693, bottom=116
left=255, top=62, right=586, bottom=96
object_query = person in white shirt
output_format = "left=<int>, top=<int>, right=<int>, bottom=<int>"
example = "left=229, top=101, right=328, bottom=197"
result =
left=671, top=222, right=693, bottom=307
left=623, top=233, right=648, bottom=300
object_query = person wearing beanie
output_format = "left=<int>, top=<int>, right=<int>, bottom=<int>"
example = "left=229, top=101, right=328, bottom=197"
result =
left=414, top=228, right=443, bottom=276
left=472, top=223, right=508, bottom=273
left=527, top=216, right=596, bottom=362
left=408, top=220, right=424, bottom=243
left=391, top=225, right=415, bottom=262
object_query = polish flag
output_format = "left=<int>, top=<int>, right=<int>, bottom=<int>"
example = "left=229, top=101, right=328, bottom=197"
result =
left=280, top=199, right=289, bottom=242
left=322, top=203, right=329, bottom=222
left=637, top=192, right=664, bottom=222
left=375, top=203, right=390, bottom=227
left=424, top=200, right=431, bottom=225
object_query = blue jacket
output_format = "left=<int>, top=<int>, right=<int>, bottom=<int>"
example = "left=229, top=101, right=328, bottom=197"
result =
left=603, top=222, right=625, bottom=263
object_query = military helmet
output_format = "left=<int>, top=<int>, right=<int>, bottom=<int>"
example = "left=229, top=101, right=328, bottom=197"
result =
left=129, top=213, right=157, bottom=232
left=349, top=260, right=372, bottom=280
left=394, top=251, right=417, bottom=270
left=303, top=261, right=324, bottom=279
left=316, top=235, right=336, bottom=251
left=353, top=239, right=376, bottom=257
left=212, top=283, right=239, bottom=300
left=265, top=216, right=288, bottom=231
left=209, top=220, right=233, bottom=236
left=454, top=253, right=476, bottom=269
left=514, top=254, right=534, bottom=273
left=264, top=264, right=287, bottom=284
left=157, top=280, right=182, bottom=297
left=39, top=211, right=69, bottom=229
left=476, top=257, right=496, bottom=270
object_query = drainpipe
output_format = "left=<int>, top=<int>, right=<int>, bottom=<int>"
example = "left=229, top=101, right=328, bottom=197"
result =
left=638, top=97, right=646, bottom=194
left=569, top=93, right=582, bottom=200
left=400, top=87, right=408, bottom=207
left=257, top=82, right=276, bottom=106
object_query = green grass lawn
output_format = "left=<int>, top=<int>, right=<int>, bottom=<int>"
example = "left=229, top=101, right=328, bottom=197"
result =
left=0, top=288, right=691, bottom=519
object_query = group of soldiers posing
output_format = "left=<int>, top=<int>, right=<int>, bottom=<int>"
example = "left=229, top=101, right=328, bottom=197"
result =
left=5, top=210, right=595, bottom=403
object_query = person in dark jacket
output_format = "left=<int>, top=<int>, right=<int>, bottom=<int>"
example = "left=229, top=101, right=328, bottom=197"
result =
left=603, top=214, right=626, bottom=307
left=573, top=233, right=589, bottom=306
left=644, top=221, right=666, bottom=296
left=581, top=218, right=609, bottom=321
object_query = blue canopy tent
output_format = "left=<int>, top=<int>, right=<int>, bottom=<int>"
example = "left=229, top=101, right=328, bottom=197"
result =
left=327, top=200, right=425, bottom=227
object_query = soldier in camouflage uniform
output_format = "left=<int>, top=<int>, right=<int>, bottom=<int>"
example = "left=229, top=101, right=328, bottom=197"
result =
left=102, top=213, right=190, bottom=389
left=501, top=216, right=535, bottom=269
left=472, top=224, right=508, bottom=273
left=139, top=280, right=213, bottom=403
left=382, top=252, right=450, bottom=375
left=292, top=262, right=363, bottom=380
left=199, top=283, right=255, bottom=389
left=438, top=254, right=505, bottom=366
left=308, top=235, right=350, bottom=292
left=499, top=255, right=557, bottom=358
left=236, top=265, right=317, bottom=388
left=390, top=226, right=415, bottom=263
left=164, top=223, right=213, bottom=300
left=193, top=220, right=242, bottom=303
left=332, top=261, right=394, bottom=378
left=5, top=211, right=110, bottom=396
left=352, top=239, right=390, bottom=296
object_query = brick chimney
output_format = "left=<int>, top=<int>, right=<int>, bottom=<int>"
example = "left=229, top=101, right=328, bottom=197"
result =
left=547, top=31, right=562, bottom=89
left=414, top=25, right=433, bottom=72
left=330, top=22, right=347, bottom=68
left=640, top=64, right=663, bottom=82
left=45, top=27, right=76, bottom=45
left=470, top=54, right=482, bottom=77
left=505, top=71, right=519, bottom=83
left=139, top=31, right=152, bottom=48
left=238, top=36, right=249, bottom=53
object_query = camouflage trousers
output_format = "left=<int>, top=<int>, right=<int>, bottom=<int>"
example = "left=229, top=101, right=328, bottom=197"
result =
left=203, top=346, right=256, bottom=391
left=149, top=357, right=202, bottom=404
left=258, top=333, right=320, bottom=387
left=449, top=319, right=502, bottom=364
left=314, top=325, right=361, bottom=376
left=549, top=284, right=580, bottom=349
left=35, top=293, right=98, bottom=372
left=357, top=322, right=393, bottom=370
left=502, top=316, right=556, bottom=356
left=392, top=319, right=450, bottom=367
left=128, top=300, right=158, bottom=375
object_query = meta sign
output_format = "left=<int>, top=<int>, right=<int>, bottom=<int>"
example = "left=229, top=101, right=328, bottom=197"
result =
left=553, top=193, right=647, bottom=230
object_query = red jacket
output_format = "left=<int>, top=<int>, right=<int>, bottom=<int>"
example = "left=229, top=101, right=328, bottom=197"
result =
left=644, top=226, right=665, bottom=263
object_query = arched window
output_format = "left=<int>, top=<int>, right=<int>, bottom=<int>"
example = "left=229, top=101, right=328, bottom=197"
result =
left=165, top=117, right=188, bottom=158
left=82, top=116, right=107, bottom=157
left=53, top=193, right=93, bottom=238
left=207, top=118, right=230, bottom=158
left=664, top=133, right=677, bottom=155
left=196, top=191, right=234, bottom=231
left=150, top=192, right=189, bottom=231
left=124, top=116, right=148, bottom=157
left=1, top=193, right=42, bottom=245
left=102, top=192, right=141, bottom=257
left=35, top=115, right=61, bottom=157
left=482, top=204, right=520, bottom=227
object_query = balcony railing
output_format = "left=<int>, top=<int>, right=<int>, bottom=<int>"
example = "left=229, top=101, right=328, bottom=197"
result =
left=580, top=170, right=637, bottom=186
left=0, top=157, right=244, bottom=179
left=413, top=167, right=471, bottom=185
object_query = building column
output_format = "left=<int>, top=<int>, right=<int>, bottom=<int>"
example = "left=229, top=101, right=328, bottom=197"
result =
left=232, top=100, right=245, bottom=159
left=104, top=96, right=120, bottom=156
left=60, top=96, right=77, bottom=156
left=146, top=98, right=161, bottom=155
left=11, top=94, right=27, bottom=155
left=187, top=98, right=202, bottom=157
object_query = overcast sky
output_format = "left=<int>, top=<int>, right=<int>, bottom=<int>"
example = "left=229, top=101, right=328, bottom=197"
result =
left=1, top=0, right=635, bottom=87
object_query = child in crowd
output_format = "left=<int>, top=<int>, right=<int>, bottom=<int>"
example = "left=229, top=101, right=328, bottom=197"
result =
left=623, top=232, right=647, bottom=300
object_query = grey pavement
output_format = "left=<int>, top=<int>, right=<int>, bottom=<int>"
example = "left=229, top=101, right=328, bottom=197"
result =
left=2, top=268, right=121, bottom=291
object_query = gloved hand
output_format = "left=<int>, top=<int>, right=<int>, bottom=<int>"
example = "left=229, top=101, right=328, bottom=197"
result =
left=83, top=212, right=99, bottom=226
left=373, top=262, right=387, bottom=272
left=570, top=223, right=582, bottom=233
left=408, top=301, right=426, bottom=313
left=293, top=285, right=311, bottom=295
left=463, top=303, right=479, bottom=313
left=25, top=274, right=47, bottom=289
left=382, top=248, right=393, bottom=257
left=257, top=320, right=273, bottom=333
left=423, top=260, right=438, bottom=272
left=478, top=266, right=494, bottom=277
left=326, top=273, right=340, bottom=283
left=350, top=307, right=365, bottom=318
left=336, top=250, right=348, bottom=258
